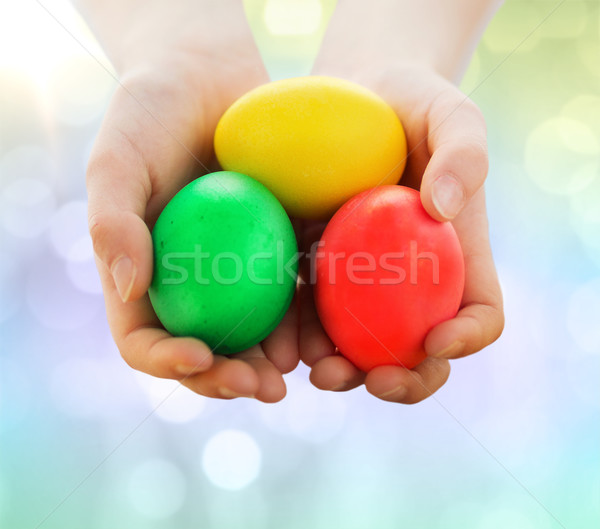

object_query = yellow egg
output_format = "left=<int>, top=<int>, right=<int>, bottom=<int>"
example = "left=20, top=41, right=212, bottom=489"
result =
left=214, top=76, right=407, bottom=219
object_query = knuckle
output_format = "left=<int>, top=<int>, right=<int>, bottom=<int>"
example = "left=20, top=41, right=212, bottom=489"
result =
left=87, top=210, right=107, bottom=248
left=87, top=211, right=119, bottom=266
left=465, top=138, right=489, bottom=178
left=476, top=303, right=505, bottom=348
left=463, top=133, right=488, bottom=159
left=446, top=129, right=488, bottom=163
left=441, top=135, right=489, bottom=186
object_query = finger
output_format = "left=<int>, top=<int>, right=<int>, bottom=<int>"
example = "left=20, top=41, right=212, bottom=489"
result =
left=420, top=87, right=488, bottom=221
left=234, top=346, right=287, bottom=402
left=87, top=134, right=153, bottom=303
left=309, top=354, right=365, bottom=392
left=425, top=302, right=504, bottom=360
left=261, top=293, right=300, bottom=374
left=298, top=220, right=336, bottom=367
left=425, top=189, right=504, bottom=359
left=180, top=347, right=286, bottom=402
left=179, top=355, right=260, bottom=399
left=123, top=323, right=214, bottom=378
left=365, top=357, right=451, bottom=404
left=96, top=256, right=215, bottom=379
left=298, top=281, right=336, bottom=367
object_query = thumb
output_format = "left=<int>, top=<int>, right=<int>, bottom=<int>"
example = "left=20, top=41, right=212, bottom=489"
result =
left=87, top=135, right=153, bottom=302
left=420, top=90, right=489, bottom=221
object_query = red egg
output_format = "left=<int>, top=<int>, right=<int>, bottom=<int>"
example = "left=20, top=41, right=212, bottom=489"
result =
left=314, top=186, right=465, bottom=371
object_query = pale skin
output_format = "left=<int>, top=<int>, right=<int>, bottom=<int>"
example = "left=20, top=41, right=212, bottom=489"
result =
left=79, top=0, right=505, bottom=404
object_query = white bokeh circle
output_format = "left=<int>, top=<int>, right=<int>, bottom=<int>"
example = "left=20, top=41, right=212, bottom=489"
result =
left=202, top=430, right=261, bottom=491
left=525, top=117, right=598, bottom=196
left=49, top=201, right=103, bottom=294
left=49, top=200, right=89, bottom=259
left=0, top=177, right=56, bottom=238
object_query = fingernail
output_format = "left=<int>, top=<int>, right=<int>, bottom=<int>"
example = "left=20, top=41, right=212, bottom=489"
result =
left=432, top=175, right=466, bottom=220
left=330, top=382, right=347, bottom=391
left=218, top=386, right=255, bottom=399
left=434, top=340, right=465, bottom=359
left=377, top=384, right=407, bottom=400
left=111, top=256, right=135, bottom=302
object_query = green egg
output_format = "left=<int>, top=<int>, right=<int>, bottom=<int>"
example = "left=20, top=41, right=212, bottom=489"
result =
left=149, top=171, right=298, bottom=354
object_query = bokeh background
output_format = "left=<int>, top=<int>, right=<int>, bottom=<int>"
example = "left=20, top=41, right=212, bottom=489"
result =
left=1, top=0, right=599, bottom=527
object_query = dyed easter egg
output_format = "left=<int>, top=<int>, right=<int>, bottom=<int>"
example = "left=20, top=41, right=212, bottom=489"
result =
left=214, top=76, right=406, bottom=219
left=149, top=171, right=298, bottom=354
left=315, top=186, right=464, bottom=371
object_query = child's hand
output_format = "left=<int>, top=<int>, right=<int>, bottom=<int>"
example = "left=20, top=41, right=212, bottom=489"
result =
left=85, top=0, right=298, bottom=402
left=299, top=65, right=505, bottom=403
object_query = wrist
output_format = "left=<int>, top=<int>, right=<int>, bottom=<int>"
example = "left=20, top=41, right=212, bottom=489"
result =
left=73, top=0, right=257, bottom=76
left=312, top=0, right=503, bottom=84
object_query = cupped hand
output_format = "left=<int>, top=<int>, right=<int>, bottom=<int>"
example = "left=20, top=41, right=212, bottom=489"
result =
left=300, top=65, right=505, bottom=403
left=86, top=0, right=298, bottom=403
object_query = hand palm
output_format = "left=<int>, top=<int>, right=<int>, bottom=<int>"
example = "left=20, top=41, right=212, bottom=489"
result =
left=88, top=5, right=302, bottom=402
left=298, top=66, right=504, bottom=403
